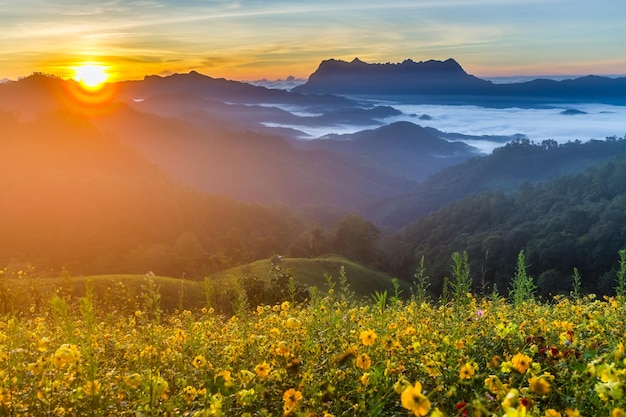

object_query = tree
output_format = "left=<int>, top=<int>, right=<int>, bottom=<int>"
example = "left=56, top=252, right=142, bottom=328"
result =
left=331, top=214, right=381, bottom=264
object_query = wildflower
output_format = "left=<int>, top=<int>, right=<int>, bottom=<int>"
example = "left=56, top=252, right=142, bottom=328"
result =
left=400, top=381, right=431, bottom=416
left=459, top=362, right=475, bottom=380
left=360, top=329, right=377, bottom=346
left=564, top=409, right=580, bottom=417
left=124, top=373, right=142, bottom=389
left=544, top=410, right=562, bottom=417
left=84, top=380, right=101, bottom=396
left=283, top=388, right=303, bottom=415
left=511, top=353, right=532, bottom=374
left=53, top=344, right=81, bottom=368
left=484, top=375, right=503, bottom=395
left=360, top=372, right=371, bottom=385
left=285, top=317, right=300, bottom=329
left=529, top=374, right=552, bottom=395
left=192, top=355, right=207, bottom=369
left=356, top=353, right=372, bottom=370
left=275, top=341, right=290, bottom=356
left=613, top=408, right=625, bottom=417
left=255, top=361, right=271, bottom=378
left=37, top=337, right=49, bottom=352
left=215, top=370, right=232, bottom=383
left=501, top=388, right=520, bottom=409
left=151, top=375, right=169, bottom=397
left=239, top=369, right=254, bottom=385
left=595, top=380, right=623, bottom=401
left=27, top=357, right=46, bottom=376
left=236, top=388, right=256, bottom=406
left=394, top=378, right=412, bottom=394
left=183, top=386, right=197, bottom=403
left=0, top=388, right=11, bottom=406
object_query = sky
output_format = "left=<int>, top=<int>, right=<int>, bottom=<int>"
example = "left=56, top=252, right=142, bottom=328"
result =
left=1, top=0, right=625, bottom=83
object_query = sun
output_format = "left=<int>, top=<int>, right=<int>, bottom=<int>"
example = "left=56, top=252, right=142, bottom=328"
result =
left=73, top=64, right=109, bottom=90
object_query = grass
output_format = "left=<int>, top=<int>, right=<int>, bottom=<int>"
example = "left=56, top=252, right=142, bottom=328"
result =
left=208, top=255, right=408, bottom=298
left=0, top=256, right=403, bottom=315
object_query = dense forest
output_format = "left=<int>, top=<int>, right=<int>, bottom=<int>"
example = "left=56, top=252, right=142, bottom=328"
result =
left=366, top=136, right=626, bottom=230
left=381, top=154, right=626, bottom=296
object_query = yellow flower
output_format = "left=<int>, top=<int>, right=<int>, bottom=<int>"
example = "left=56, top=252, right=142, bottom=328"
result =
left=151, top=375, right=168, bottom=396
left=183, top=385, right=197, bottom=403
left=564, top=409, right=580, bottom=417
left=84, top=380, right=101, bottom=396
left=400, top=381, right=431, bottom=416
left=356, top=353, right=372, bottom=370
left=27, top=357, right=46, bottom=376
left=37, top=337, right=49, bottom=352
left=511, top=353, right=532, bottom=374
left=529, top=375, right=552, bottom=395
left=53, top=344, right=81, bottom=368
left=192, top=354, right=207, bottom=369
left=360, top=329, right=377, bottom=346
left=283, top=388, right=303, bottom=410
left=484, top=375, right=503, bottom=395
left=255, top=361, right=271, bottom=378
left=544, top=410, right=562, bottom=417
left=124, top=373, right=142, bottom=389
left=360, top=372, right=371, bottom=386
left=459, top=362, right=475, bottom=380
left=0, top=388, right=12, bottom=406
left=613, top=408, right=625, bottom=417
left=285, top=317, right=300, bottom=329
left=215, top=370, right=232, bottom=383
left=431, top=408, right=444, bottom=417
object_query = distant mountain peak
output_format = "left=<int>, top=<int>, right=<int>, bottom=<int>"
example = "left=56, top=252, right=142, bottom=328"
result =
left=293, top=57, right=484, bottom=95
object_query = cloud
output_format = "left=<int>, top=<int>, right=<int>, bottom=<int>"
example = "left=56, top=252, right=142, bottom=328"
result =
left=266, top=100, right=626, bottom=153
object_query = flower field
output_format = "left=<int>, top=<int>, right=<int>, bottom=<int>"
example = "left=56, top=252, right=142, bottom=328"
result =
left=1, top=276, right=626, bottom=416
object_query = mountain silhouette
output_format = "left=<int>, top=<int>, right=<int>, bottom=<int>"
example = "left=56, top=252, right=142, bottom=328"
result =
left=294, top=58, right=626, bottom=105
left=293, top=58, right=490, bottom=96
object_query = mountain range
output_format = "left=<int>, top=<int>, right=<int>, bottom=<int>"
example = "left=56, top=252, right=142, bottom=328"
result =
left=2, top=58, right=626, bottom=288
left=294, top=58, right=626, bottom=105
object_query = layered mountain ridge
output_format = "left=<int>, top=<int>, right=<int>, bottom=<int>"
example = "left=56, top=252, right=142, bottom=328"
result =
left=294, top=58, right=626, bottom=105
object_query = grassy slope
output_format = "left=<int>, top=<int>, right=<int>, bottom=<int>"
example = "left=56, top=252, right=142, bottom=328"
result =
left=208, top=255, right=407, bottom=297
left=0, top=256, right=404, bottom=313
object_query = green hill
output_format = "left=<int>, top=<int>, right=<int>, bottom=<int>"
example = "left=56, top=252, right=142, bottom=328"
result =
left=0, top=256, right=405, bottom=315
left=208, top=255, right=406, bottom=298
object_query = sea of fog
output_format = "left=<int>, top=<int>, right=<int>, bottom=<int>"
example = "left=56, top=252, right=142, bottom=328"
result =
left=266, top=102, right=626, bottom=154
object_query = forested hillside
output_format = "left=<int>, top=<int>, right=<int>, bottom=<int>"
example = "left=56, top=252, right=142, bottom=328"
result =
left=382, top=156, right=626, bottom=296
left=367, top=136, right=626, bottom=230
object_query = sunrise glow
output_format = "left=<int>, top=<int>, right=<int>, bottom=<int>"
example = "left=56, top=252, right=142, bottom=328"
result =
left=73, top=64, right=109, bottom=90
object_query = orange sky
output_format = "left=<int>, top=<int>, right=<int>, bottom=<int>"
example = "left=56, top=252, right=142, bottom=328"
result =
left=1, top=1, right=625, bottom=83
